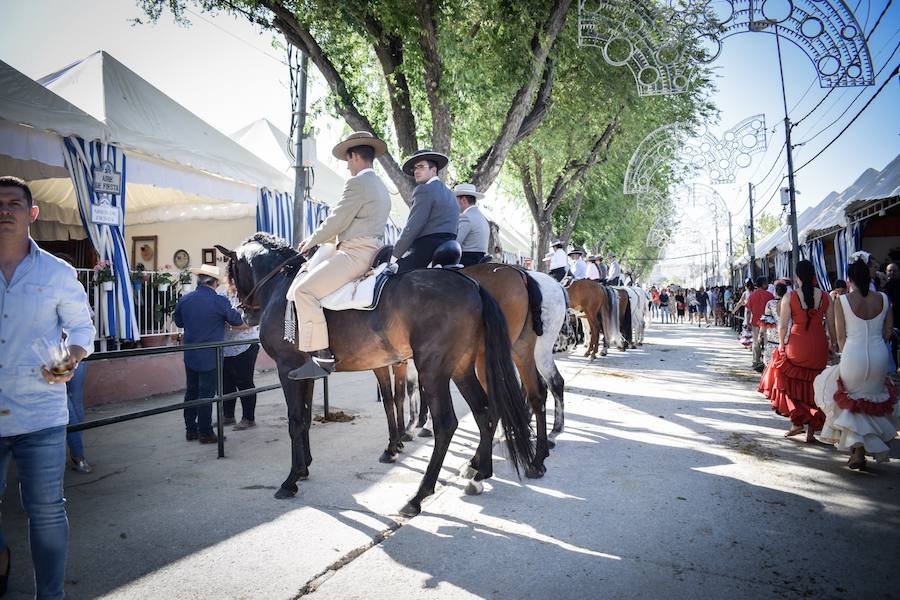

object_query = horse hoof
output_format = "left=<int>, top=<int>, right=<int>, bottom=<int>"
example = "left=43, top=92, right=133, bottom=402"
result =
left=600, top=349, right=608, bottom=357
left=547, top=439, right=556, bottom=449
left=465, top=480, right=484, bottom=496
left=459, top=463, right=477, bottom=479
left=525, top=465, right=545, bottom=479
left=379, top=451, right=397, bottom=464
left=417, top=428, right=433, bottom=438
left=583, top=351, right=591, bottom=357
left=273, top=486, right=297, bottom=500
left=401, top=432, right=414, bottom=442
left=399, top=501, right=421, bottom=518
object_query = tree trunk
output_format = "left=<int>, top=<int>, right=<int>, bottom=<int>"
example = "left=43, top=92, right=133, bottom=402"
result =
left=536, top=222, right=552, bottom=273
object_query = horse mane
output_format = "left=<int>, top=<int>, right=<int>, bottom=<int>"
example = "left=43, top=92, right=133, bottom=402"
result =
left=228, top=232, right=298, bottom=285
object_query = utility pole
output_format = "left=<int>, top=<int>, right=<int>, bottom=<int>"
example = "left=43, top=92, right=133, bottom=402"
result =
left=748, top=182, right=756, bottom=280
left=775, top=26, right=800, bottom=281
left=291, top=51, right=309, bottom=246
left=727, top=210, right=734, bottom=287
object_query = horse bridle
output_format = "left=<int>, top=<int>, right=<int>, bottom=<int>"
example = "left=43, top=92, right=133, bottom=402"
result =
left=238, top=254, right=304, bottom=311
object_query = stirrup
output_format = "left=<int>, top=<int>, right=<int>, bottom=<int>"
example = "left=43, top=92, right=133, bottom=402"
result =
left=288, top=358, right=333, bottom=380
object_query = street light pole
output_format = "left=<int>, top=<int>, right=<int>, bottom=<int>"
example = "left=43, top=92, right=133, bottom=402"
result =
left=775, top=26, right=801, bottom=281
left=291, top=51, right=309, bottom=247
left=748, top=182, right=756, bottom=280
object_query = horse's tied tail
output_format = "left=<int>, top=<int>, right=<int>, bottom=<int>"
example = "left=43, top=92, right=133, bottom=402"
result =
left=524, top=274, right=544, bottom=337
left=478, top=286, right=535, bottom=477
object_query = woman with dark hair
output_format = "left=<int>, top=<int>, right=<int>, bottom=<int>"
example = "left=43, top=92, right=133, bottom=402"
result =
left=759, top=260, right=830, bottom=442
left=814, top=252, right=899, bottom=470
left=761, top=282, right=788, bottom=366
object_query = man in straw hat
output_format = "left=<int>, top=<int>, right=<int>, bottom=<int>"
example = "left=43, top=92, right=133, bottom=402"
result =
left=174, top=263, right=244, bottom=443
left=286, top=131, right=391, bottom=380
left=568, top=247, right=587, bottom=280
left=544, top=239, right=568, bottom=282
left=392, top=149, right=459, bottom=273
left=453, top=183, right=490, bottom=266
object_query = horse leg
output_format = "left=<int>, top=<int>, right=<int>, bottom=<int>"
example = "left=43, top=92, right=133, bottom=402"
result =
left=403, top=361, right=420, bottom=439
left=392, top=363, right=413, bottom=443
left=515, top=346, right=548, bottom=477
left=452, top=369, right=495, bottom=495
left=274, top=369, right=313, bottom=499
left=374, top=367, right=402, bottom=463
left=416, top=377, right=433, bottom=438
left=588, top=314, right=601, bottom=360
left=400, top=370, right=457, bottom=517
left=547, top=365, right=565, bottom=435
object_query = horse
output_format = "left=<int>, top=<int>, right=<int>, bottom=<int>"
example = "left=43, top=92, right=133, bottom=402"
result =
left=612, top=287, right=633, bottom=349
left=405, top=263, right=553, bottom=478
left=526, top=270, right=569, bottom=436
left=566, top=280, right=621, bottom=359
left=221, top=234, right=535, bottom=516
left=619, top=286, right=650, bottom=347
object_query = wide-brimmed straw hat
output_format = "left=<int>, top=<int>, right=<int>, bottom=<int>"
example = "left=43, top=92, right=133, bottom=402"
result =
left=551, top=239, right=564, bottom=248
left=568, top=247, right=584, bottom=256
left=331, top=131, right=388, bottom=160
left=190, top=264, right=223, bottom=281
left=452, top=183, right=485, bottom=200
left=607, top=251, right=617, bottom=258
left=402, top=149, right=449, bottom=176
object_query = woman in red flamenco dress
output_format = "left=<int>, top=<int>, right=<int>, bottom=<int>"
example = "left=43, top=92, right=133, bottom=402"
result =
left=759, top=260, right=829, bottom=442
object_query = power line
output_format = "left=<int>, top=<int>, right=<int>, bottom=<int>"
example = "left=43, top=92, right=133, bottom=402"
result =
left=795, top=62, right=899, bottom=174
left=185, top=7, right=290, bottom=67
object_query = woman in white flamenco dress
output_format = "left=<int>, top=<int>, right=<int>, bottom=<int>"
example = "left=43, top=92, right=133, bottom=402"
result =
left=814, top=253, right=900, bottom=470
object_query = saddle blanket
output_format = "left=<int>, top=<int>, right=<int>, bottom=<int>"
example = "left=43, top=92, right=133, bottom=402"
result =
left=321, top=262, right=394, bottom=311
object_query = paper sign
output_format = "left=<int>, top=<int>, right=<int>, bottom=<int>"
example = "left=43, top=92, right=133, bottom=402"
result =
left=92, top=161, right=122, bottom=195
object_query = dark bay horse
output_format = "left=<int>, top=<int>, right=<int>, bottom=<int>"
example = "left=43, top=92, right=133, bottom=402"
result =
left=222, top=234, right=535, bottom=516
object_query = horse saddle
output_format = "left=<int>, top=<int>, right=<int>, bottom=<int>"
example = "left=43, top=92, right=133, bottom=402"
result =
left=430, top=240, right=463, bottom=269
left=320, top=262, right=395, bottom=312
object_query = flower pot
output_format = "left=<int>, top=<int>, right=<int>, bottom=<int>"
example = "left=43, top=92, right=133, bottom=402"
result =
left=132, top=281, right=143, bottom=290
left=181, top=284, right=195, bottom=293
left=101, top=281, right=114, bottom=292
left=157, top=283, right=170, bottom=292
left=140, top=335, right=167, bottom=348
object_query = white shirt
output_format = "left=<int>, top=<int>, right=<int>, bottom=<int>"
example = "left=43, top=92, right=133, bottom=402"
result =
left=426, top=175, right=440, bottom=184
left=572, top=258, right=587, bottom=279
left=547, top=249, right=568, bottom=270
left=608, top=260, right=621, bottom=280
left=355, top=167, right=375, bottom=178
left=586, top=263, right=601, bottom=280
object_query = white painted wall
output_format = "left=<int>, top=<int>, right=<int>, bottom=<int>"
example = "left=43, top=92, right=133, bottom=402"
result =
left=126, top=217, right=256, bottom=271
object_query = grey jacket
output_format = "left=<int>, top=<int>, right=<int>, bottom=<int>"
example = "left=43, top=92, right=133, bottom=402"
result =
left=393, top=178, right=459, bottom=258
left=457, top=205, right=490, bottom=253
left=307, top=170, right=390, bottom=246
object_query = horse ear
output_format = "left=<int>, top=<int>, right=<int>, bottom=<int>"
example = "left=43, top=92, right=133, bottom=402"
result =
left=215, top=245, right=236, bottom=261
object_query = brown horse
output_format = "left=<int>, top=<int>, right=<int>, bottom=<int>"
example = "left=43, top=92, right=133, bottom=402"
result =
left=613, top=287, right=634, bottom=349
left=566, top=280, right=618, bottom=359
left=222, top=234, right=535, bottom=516
left=403, top=263, right=552, bottom=479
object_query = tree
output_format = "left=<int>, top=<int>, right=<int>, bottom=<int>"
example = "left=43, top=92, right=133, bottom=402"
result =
left=138, top=0, right=573, bottom=203
left=732, top=212, right=781, bottom=258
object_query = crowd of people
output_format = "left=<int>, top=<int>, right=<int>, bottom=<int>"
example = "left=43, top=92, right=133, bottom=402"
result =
left=648, top=285, right=731, bottom=327
left=544, top=241, right=625, bottom=286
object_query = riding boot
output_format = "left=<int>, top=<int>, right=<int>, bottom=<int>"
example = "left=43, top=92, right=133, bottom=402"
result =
left=287, top=350, right=336, bottom=380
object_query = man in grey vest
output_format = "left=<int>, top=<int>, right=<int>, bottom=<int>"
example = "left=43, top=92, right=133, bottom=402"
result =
left=287, top=131, right=391, bottom=379
left=453, top=183, right=490, bottom=266
left=393, top=150, right=459, bottom=273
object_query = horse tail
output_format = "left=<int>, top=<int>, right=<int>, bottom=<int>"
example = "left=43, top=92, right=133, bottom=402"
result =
left=524, top=274, right=544, bottom=336
left=621, top=292, right=633, bottom=342
left=478, top=286, right=535, bottom=477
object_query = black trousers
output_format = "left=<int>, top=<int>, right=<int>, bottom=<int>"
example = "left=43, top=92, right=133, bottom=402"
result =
left=223, top=343, right=260, bottom=421
left=549, top=267, right=566, bottom=282
left=396, top=233, right=456, bottom=274
left=607, top=277, right=621, bottom=286
left=460, top=251, right=486, bottom=267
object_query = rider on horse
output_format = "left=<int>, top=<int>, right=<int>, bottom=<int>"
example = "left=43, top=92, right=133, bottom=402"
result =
left=286, top=131, right=391, bottom=380
left=392, top=150, right=459, bottom=273
left=452, top=183, right=490, bottom=267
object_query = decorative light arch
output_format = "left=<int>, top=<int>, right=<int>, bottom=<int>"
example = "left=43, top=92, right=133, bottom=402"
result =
left=579, top=0, right=874, bottom=96
left=623, top=123, right=692, bottom=194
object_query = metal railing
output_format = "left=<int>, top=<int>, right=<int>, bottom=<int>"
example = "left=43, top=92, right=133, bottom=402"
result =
left=76, top=268, right=189, bottom=349
left=75, top=339, right=330, bottom=458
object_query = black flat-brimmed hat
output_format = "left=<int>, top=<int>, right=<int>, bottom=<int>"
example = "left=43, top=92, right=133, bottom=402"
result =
left=402, top=149, right=449, bottom=176
left=331, top=131, right=388, bottom=160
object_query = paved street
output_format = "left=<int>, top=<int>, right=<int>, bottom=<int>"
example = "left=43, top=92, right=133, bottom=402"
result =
left=3, top=323, right=899, bottom=599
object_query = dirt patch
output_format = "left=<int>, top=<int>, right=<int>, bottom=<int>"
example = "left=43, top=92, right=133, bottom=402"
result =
left=597, top=371, right=635, bottom=380
left=314, top=411, right=355, bottom=423
left=717, top=367, right=760, bottom=382
left=723, top=432, right=776, bottom=460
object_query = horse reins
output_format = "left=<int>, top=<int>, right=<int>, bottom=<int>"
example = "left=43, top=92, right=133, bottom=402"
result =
left=238, top=254, right=304, bottom=311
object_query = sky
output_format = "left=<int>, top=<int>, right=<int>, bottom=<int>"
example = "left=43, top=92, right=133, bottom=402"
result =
left=1, top=0, right=898, bottom=259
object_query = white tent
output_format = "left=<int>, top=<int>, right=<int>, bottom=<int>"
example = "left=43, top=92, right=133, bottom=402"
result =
left=1, top=52, right=293, bottom=240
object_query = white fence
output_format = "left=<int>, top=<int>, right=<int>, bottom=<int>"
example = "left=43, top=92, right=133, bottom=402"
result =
left=76, top=269, right=188, bottom=348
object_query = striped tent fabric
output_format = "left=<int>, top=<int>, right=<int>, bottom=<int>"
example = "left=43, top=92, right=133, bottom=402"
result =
left=257, top=188, right=294, bottom=245
left=775, top=252, right=790, bottom=279
left=384, top=218, right=402, bottom=245
left=808, top=239, right=831, bottom=291
left=303, top=198, right=331, bottom=239
left=835, top=229, right=848, bottom=280
left=62, top=137, right=139, bottom=341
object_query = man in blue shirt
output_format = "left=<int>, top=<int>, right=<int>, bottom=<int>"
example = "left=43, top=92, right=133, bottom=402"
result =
left=173, top=264, right=243, bottom=443
left=0, top=176, right=95, bottom=599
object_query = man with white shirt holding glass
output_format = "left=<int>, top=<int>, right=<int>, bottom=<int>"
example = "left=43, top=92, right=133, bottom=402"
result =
left=0, top=176, right=95, bottom=599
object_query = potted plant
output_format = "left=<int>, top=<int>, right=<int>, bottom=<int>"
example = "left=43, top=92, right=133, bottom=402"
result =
left=131, top=264, right=148, bottom=290
left=151, top=270, right=176, bottom=293
left=93, top=260, right=114, bottom=291
left=178, top=268, right=194, bottom=292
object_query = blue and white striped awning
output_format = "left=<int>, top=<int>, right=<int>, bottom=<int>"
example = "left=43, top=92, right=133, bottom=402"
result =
left=257, top=188, right=294, bottom=245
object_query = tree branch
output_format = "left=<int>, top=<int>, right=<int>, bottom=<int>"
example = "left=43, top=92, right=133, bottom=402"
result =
left=358, top=11, right=418, bottom=157
left=262, top=1, right=416, bottom=201
left=559, top=188, right=586, bottom=246
left=515, top=57, right=556, bottom=144
left=468, top=0, right=572, bottom=189
left=515, top=157, right=543, bottom=226
left=416, top=0, right=451, bottom=157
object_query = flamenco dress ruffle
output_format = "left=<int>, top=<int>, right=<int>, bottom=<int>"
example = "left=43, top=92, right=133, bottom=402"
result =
left=759, top=348, right=826, bottom=430
left=814, top=365, right=900, bottom=462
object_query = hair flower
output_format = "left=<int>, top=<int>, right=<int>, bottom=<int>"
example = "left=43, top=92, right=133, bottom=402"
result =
left=849, top=250, right=871, bottom=265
